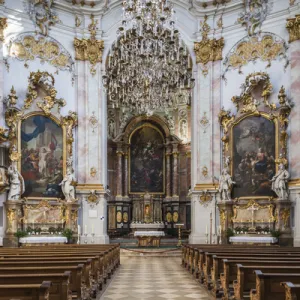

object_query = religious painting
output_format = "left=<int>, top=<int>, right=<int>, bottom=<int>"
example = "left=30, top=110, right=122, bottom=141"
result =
left=130, top=125, right=164, bottom=194
left=21, top=115, right=64, bottom=198
left=232, top=116, right=276, bottom=198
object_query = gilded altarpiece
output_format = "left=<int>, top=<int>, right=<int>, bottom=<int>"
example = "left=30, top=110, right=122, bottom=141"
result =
left=2, top=71, right=78, bottom=246
left=218, top=72, right=292, bottom=245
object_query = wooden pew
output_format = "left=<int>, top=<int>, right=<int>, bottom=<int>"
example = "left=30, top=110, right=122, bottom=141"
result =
left=281, top=282, right=300, bottom=300
left=0, top=265, right=84, bottom=300
left=0, top=281, right=51, bottom=300
left=250, top=271, right=300, bottom=300
left=233, top=265, right=300, bottom=300
left=0, top=272, right=71, bottom=300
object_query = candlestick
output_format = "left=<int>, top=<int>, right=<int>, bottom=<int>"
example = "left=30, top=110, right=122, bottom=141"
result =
left=84, top=225, right=87, bottom=234
left=78, top=225, right=81, bottom=235
left=91, top=225, right=94, bottom=234
left=206, top=225, right=208, bottom=234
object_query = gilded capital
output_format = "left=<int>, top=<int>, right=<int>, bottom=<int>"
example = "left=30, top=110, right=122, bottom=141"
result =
left=0, top=18, right=7, bottom=42
left=286, top=15, right=300, bottom=43
left=194, top=37, right=224, bottom=65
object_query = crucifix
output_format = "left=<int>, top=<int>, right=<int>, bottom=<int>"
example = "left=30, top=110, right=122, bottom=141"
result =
left=247, top=204, right=259, bottom=231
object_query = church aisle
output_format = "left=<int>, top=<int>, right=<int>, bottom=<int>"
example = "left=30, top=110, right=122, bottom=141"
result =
left=100, top=255, right=213, bottom=300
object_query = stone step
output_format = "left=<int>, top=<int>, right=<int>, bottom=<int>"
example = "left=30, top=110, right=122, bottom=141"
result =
left=120, top=248, right=182, bottom=257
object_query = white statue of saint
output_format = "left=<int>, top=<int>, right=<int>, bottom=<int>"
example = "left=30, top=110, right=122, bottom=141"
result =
left=271, top=163, right=289, bottom=199
left=180, top=120, right=188, bottom=140
left=60, top=167, right=76, bottom=202
left=108, top=119, right=115, bottom=138
left=219, top=168, right=235, bottom=201
left=7, top=163, right=25, bottom=200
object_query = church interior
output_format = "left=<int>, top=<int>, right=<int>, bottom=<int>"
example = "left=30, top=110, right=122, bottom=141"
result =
left=0, top=0, right=300, bottom=299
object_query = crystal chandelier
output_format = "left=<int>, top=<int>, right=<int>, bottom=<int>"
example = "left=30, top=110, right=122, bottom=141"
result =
left=103, top=0, right=195, bottom=115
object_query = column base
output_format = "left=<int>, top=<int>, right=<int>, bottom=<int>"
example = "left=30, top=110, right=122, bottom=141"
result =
left=80, top=234, right=110, bottom=244
left=189, top=234, right=207, bottom=244
left=3, top=236, right=18, bottom=247
left=115, top=195, right=123, bottom=201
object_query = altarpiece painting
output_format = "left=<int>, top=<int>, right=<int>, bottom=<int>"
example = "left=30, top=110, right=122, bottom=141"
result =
left=232, top=116, right=276, bottom=198
left=21, top=115, right=64, bottom=198
left=130, top=125, right=164, bottom=194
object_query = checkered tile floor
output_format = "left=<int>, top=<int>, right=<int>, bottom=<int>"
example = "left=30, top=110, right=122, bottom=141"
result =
left=99, top=256, right=213, bottom=300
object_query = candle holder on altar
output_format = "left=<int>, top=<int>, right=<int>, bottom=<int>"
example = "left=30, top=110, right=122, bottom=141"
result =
left=77, top=233, right=80, bottom=244
left=84, top=233, right=88, bottom=244
left=175, top=223, right=184, bottom=247
left=212, top=233, right=217, bottom=244
left=91, top=233, right=95, bottom=244
left=205, top=233, right=208, bottom=244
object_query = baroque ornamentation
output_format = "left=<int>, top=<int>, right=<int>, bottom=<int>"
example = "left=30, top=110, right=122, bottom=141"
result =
left=24, top=0, right=60, bottom=36
left=223, top=33, right=289, bottom=76
left=8, top=33, right=75, bottom=81
left=61, top=111, right=78, bottom=157
left=202, top=166, right=208, bottom=178
left=194, top=15, right=224, bottom=65
left=286, top=15, right=300, bottom=43
left=199, top=112, right=210, bottom=133
left=0, top=18, right=7, bottom=42
left=219, top=72, right=291, bottom=181
left=74, top=15, right=104, bottom=75
left=89, top=111, right=98, bottom=133
left=24, top=71, right=66, bottom=113
left=237, top=0, right=272, bottom=36
left=199, top=190, right=212, bottom=207
left=280, top=208, right=291, bottom=228
left=90, top=167, right=97, bottom=177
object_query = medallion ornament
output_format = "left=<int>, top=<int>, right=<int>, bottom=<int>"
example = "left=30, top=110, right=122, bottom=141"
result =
left=199, top=190, right=212, bottom=207
left=194, top=15, right=224, bottom=65
left=74, top=15, right=104, bottom=75
left=223, top=34, right=288, bottom=76
left=86, top=190, right=99, bottom=206
left=25, top=0, right=60, bottom=36
left=8, top=33, right=75, bottom=81
left=286, top=15, right=300, bottom=43
left=0, top=18, right=7, bottom=42
left=199, top=112, right=210, bottom=133
left=90, top=167, right=97, bottom=178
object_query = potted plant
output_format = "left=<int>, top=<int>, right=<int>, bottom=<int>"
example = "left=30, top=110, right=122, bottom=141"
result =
left=62, top=228, right=73, bottom=244
left=226, top=228, right=235, bottom=243
left=56, top=226, right=63, bottom=234
left=242, top=226, right=249, bottom=233
left=270, top=229, right=281, bottom=239
left=14, top=229, right=27, bottom=247
left=49, top=227, right=56, bottom=235
left=26, top=226, right=33, bottom=235
left=34, top=227, right=42, bottom=235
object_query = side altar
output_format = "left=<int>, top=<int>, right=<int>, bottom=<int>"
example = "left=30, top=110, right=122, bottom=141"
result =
left=217, top=73, right=292, bottom=246
left=0, top=72, right=79, bottom=247
left=130, top=192, right=165, bottom=247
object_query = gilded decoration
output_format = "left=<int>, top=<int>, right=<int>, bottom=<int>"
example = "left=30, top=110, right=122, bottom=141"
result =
left=24, top=0, right=60, bottom=36
left=231, top=199, right=275, bottom=223
left=286, top=15, right=300, bottom=43
left=223, top=34, right=289, bottom=76
left=237, top=0, right=272, bottom=36
left=0, top=18, right=7, bottom=42
left=199, top=190, right=213, bottom=207
left=219, top=72, right=291, bottom=200
left=74, top=15, right=104, bottom=75
left=8, top=33, right=75, bottom=82
left=280, top=208, right=291, bottom=228
left=3, top=71, right=77, bottom=200
left=194, top=15, right=224, bottom=66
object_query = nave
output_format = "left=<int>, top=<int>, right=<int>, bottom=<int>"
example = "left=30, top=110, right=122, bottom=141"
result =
left=100, top=255, right=212, bottom=300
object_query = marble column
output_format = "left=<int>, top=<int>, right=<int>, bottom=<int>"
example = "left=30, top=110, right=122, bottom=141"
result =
left=165, top=149, right=171, bottom=199
left=124, top=150, right=129, bottom=199
left=288, top=40, right=300, bottom=246
left=116, top=150, right=123, bottom=200
left=172, top=144, right=179, bottom=199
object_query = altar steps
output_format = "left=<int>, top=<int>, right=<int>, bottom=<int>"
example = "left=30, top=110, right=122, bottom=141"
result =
left=120, top=248, right=182, bottom=257
left=111, top=238, right=188, bottom=248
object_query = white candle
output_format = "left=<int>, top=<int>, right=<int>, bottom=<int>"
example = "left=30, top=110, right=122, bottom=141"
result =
left=92, top=225, right=94, bottom=234
left=206, top=225, right=208, bottom=234
left=78, top=225, right=81, bottom=235
left=84, top=225, right=87, bottom=234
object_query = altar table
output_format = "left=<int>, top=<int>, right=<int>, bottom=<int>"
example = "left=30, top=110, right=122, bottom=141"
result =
left=229, top=236, right=278, bottom=245
left=134, top=231, right=165, bottom=247
left=19, top=236, right=67, bottom=246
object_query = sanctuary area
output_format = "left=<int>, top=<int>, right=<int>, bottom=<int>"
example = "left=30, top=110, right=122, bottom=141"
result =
left=0, top=0, right=300, bottom=299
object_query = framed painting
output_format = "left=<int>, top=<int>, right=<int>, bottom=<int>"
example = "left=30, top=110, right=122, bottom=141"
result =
left=129, top=124, right=165, bottom=194
left=18, top=113, right=66, bottom=198
left=231, top=115, right=277, bottom=198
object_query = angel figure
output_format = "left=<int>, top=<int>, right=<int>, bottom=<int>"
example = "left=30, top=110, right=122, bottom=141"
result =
left=219, top=168, right=235, bottom=201
left=60, top=167, right=76, bottom=202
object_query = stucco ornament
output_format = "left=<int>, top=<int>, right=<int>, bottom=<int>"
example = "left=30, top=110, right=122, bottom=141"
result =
left=25, top=0, right=60, bottom=36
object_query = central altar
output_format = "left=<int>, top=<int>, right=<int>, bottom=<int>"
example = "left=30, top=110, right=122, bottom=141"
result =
left=130, top=192, right=165, bottom=246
